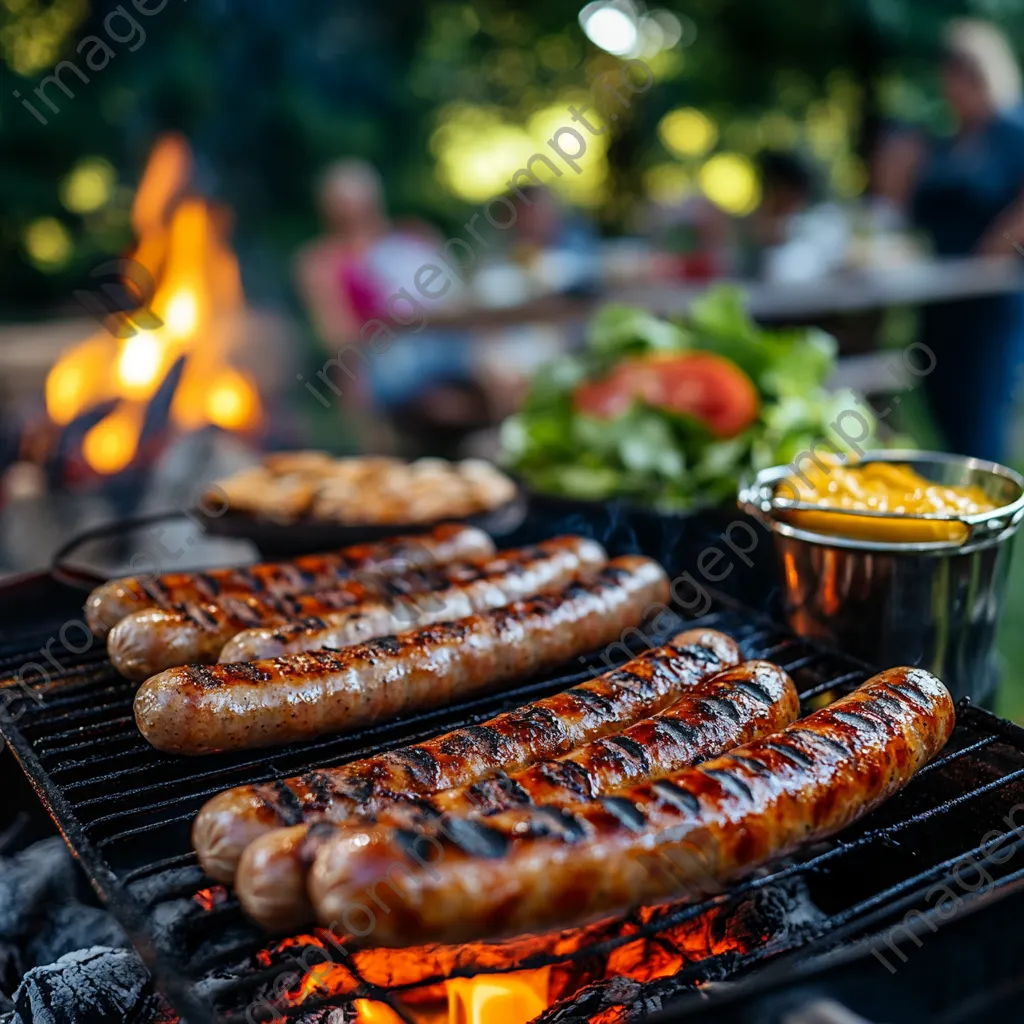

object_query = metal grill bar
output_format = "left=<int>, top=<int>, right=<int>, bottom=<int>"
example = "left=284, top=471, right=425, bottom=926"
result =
left=204, top=722, right=1024, bottom=1013
left=4, top=585, right=1024, bottom=1024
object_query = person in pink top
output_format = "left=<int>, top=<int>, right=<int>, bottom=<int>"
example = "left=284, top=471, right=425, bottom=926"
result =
left=294, top=160, right=477, bottom=452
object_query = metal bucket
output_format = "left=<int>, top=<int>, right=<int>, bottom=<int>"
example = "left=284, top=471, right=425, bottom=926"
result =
left=738, top=451, right=1024, bottom=703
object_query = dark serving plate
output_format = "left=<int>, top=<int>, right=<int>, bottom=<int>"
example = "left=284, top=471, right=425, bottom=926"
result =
left=199, top=485, right=529, bottom=557
left=46, top=486, right=530, bottom=569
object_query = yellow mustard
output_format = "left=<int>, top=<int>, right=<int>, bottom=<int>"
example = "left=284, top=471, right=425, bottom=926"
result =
left=777, top=461, right=995, bottom=543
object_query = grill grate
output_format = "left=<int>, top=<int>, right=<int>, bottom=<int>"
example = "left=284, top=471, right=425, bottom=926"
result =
left=4, top=583, right=1024, bottom=1024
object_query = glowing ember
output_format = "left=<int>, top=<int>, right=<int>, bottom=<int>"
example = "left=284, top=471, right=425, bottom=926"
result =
left=192, top=885, right=229, bottom=912
left=249, top=894, right=769, bottom=1024
left=44, top=133, right=261, bottom=474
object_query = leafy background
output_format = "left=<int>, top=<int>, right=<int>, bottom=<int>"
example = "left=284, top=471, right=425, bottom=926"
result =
left=4, top=0, right=1024, bottom=314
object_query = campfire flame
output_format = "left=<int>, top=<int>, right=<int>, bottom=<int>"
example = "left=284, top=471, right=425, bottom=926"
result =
left=44, top=133, right=261, bottom=474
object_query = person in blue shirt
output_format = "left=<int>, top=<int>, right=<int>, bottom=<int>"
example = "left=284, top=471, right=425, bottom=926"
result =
left=910, top=20, right=1024, bottom=464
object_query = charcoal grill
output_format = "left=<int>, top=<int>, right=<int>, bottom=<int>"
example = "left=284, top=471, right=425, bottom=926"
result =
left=3, top=515, right=1024, bottom=1024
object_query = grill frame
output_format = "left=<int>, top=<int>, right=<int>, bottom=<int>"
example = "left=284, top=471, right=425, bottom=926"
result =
left=3, top=533, right=1024, bottom=1023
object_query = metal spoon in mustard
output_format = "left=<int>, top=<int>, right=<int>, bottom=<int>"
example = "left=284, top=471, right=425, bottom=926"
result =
left=776, top=461, right=995, bottom=543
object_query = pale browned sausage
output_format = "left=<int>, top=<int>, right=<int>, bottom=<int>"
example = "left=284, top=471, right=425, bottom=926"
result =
left=109, top=536, right=604, bottom=679
left=217, top=537, right=607, bottom=662
left=136, top=557, right=670, bottom=756
left=192, top=626, right=741, bottom=883
left=235, top=660, right=797, bottom=931
left=308, top=667, right=955, bottom=946
left=86, top=523, right=494, bottom=636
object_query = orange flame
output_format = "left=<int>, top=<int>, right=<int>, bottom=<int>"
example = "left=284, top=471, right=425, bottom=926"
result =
left=251, top=896, right=759, bottom=1024
left=353, top=999, right=405, bottom=1023
left=447, top=969, right=549, bottom=1024
left=45, top=134, right=261, bottom=474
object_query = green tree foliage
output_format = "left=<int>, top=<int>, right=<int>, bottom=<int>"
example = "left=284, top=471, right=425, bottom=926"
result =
left=1, top=0, right=1022, bottom=313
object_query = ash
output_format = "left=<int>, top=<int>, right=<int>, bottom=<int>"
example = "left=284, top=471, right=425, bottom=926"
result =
left=0, top=835, right=170, bottom=1024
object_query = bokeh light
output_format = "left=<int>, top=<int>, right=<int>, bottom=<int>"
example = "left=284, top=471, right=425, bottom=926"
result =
left=650, top=9, right=686, bottom=48
left=23, top=217, right=73, bottom=270
left=831, top=153, right=868, bottom=198
left=1, top=0, right=87, bottom=75
left=722, top=117, right=762, bottom=154
left=433, top=108, right=537, bottom=202
left=643, top=164, right=692, bottom=204
left=698, top=153, right=760, bottom=215
left=432, top=96, right=609, bottom=206
left=60, top=157, right=117, bottom=214
left=658, top=108, right=718, bottom=158
left=579, top=3, right=638, bottom=56
left=758, top=111, right=800, bottom=149
left=536, top=33, right=580, bottom=71
left=527, top=98, right=609, bottom=205
left=805, top=99, right=849, bottom=159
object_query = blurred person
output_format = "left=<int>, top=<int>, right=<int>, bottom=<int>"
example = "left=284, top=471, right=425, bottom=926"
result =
left=907, top=20, right=1024, bottom=463
left=740, top=150, right=850, bottom=282
left=506, top=186, right=598, bottom=295
left=294, top=160, right=477, bottom=454
left=295, top=159, right=389, bottom=350
left=470, top=187, right=598, bottom=424
left=871, top=124, right=925, bottom=225
left=748, top=151, right=816, bottom=249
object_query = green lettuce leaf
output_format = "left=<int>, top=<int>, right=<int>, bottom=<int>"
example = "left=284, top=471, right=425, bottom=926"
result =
left=501, top=285, right=881, bottom=509
left=587, top=304, right=690, bottom=361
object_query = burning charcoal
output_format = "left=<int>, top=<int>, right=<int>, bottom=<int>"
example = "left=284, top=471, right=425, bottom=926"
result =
left=0, top=839, right=78, bottom=943
left=292, top=1009, right=356, bottom=1023
left=532, top=974, right=689, bottom=1023
left=539, top=975, right=644, bottom=1021
left=744, top=877, right=827, bottom=950
left=127, top=865, right=207, bottom=908
left=26, top=903, right=127, bottom=970
left=11, top=946, right=165, bottom=1024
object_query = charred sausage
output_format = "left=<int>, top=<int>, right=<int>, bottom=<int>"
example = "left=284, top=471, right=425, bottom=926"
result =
left=308, top=667, right=955, bottom=946
left=235, top=660, right=797, bottom=931
left=414, top=660, right=799, bottom=817
left=192, top=626, right=741, bottom=883
left=217, top=537, right=607, bottom=662
left=137, top=557, right=670, bottom=756
left=109, top=536, right=604, bottom=679
left=86, top=523, right=494, bottom=637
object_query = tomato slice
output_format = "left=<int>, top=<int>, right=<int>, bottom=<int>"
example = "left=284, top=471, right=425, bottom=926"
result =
left=573, top=352, right=759, bottom=439
left=572, top=371, right=635, bottom=420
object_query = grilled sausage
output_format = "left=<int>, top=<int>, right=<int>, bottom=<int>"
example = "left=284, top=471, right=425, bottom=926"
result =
left=308, top=667, right=955, bottom=947
left=235, top=661, right=797, bottom=931
left=192, top=627, right=741, bottom=883
left=217, top=537, right=607, bottom=662
left=137, top=557, right=670, bottom=757
left=111, top=588, right=377, bottom=680
left=413, top=661, right=799, bottom=818
left=86, top=523, right=493, bottom=637
left=109, top=536, right=604, bottom=679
